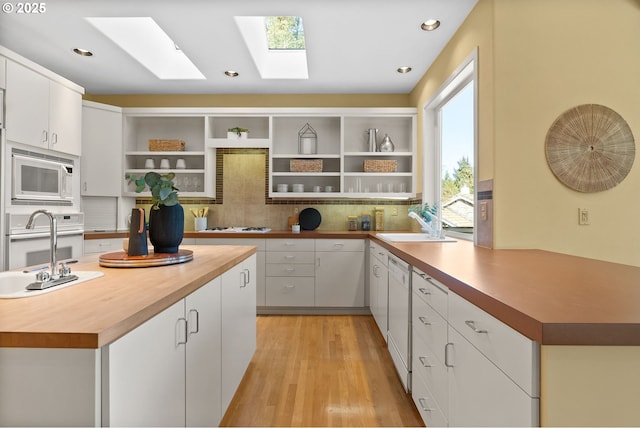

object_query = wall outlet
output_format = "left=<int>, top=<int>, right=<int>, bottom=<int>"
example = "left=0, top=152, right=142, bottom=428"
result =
left=579, top=208, right=590, bottom=225
left=391, top=208, right=398, bottom=216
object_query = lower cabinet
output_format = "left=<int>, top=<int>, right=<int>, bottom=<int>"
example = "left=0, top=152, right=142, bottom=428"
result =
left=368, top=241, right=389, bottom=339
left=410, top=266, right=540, bottom=427
left=103, top=254, right=256, bottom=427
left=315, top=239, right=365, bottom=307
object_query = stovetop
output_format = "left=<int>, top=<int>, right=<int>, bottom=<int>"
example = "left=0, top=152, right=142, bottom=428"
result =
left=202, top=226, right=271, bottom=233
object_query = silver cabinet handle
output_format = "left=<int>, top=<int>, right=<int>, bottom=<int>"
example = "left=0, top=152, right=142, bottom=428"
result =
left=51, top=132, right=58, bottom=145
left=240, top=269, right=250, bottom=287
left=418, top=316, right=430, bottom=326
left=418, top=398, right=432, bottom=412
left=187, top=309, right=199, bottom=336
left=333, top=243, right=344, bottom=249
left=42, top=130, right=48, bottom=143
left=465, top=320, right=487, bottom=333
left=418, top=287, right=431, bottom=296
left=418, top=356, right=431, bottom=367
left=284, top=255, right=295, bottom=260
left=445, top=343, right=454, bottom=367
left=176, top=317, right=188, bottom=346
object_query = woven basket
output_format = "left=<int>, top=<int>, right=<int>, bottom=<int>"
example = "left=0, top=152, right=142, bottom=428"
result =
left=290, top=159, right=323, bottom=172
left=364, top=159, right=397, bottom=172
left=148, top=139, right=186, bottom=151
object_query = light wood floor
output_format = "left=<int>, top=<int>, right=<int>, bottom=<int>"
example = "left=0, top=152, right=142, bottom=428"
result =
left=221, top=315, right=424, bottom=427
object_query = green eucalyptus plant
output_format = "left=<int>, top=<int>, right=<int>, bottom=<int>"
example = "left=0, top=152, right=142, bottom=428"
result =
left=129, top=171, right=179, bottom=210
left=228, top=126, right=248, bottom=137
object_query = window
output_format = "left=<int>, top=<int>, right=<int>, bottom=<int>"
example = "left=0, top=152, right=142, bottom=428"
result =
left=423, top=50, right=477, bottom=240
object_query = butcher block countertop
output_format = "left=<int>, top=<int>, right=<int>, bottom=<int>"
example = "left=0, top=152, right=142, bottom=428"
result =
left=0, top=245, right=256, bottom=349
left=370, top=236, right=640, bottom=346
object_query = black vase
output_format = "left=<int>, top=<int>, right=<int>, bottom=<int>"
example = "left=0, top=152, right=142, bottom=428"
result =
left=148, top=203, right=184, bottom=253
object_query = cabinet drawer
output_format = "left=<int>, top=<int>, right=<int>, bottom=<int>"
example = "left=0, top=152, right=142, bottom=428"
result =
left=369, top=241, right=389, bottom=266
left=265, top=251, right=315, bottom=264
left=195, top=238, right=266, bottom=251
left=315, top=239, right=364, bottom=252
left=83, top=238, right=123, bottom=254
left=265, top=263, right=315, bottom=277
left=411, top=373, right=448, bottom=428
left=266, top=239, right=314, bottom=252
left=412, top=293, right=447, bottom=365
left=265, top=277, right=314, bottom=306
left=412, top=269, right=448, bottom=319
left=448, top=292, right=539, bottom=397
left=412, top=333, right=448, bottom=416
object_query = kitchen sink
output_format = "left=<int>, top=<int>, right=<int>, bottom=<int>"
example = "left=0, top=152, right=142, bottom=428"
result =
left=0, top=271, right=104, bottom=299
left=376, top=233, right=456, bottom=243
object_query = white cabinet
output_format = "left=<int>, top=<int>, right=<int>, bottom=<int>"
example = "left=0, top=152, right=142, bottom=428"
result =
left=369, top=241, right=389, bottom=340
left=83, top=238, right=123, bottom=255
left=315, top=239, right=365, bottom=307
left=269, top=109, right=416, bottom=198
left=265, top=239, right=315, bottom=307
left=5, top=60, right=82, bottom=155
left=412, top=269, right=449, bottom=427
left=195, top=238, right=266, bottom=306
left=221, top=254, right=257, bottom=411
left=447, top=291, right=539, bottom=427
left=205, top=115, right=270, bottom=148
left=122, top=113, right=214, bottom=198
left=81, top=101, right=123, bottom=196
left=103, top=277, right=223, bottom=427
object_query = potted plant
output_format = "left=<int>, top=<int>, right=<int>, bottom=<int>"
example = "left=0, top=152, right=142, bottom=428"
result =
left=129, top=171, right=183, bottom=253
left=227, top=126, right=249, bottom=139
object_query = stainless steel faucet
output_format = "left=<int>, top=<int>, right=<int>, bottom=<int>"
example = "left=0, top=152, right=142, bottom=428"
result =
left=26, top=209, right=59, bottom=281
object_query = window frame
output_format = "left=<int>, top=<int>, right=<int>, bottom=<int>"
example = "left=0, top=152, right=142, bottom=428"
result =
left=422, top=48, right=478, bottom=242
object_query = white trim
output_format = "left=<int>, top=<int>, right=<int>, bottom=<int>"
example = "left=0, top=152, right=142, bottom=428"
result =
left=422, top=47, right=478, bottom=243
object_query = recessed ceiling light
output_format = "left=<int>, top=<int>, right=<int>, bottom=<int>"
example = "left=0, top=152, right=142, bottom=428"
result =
left=421, top=19, right=441, bottom=31
left=397, top=66, right=412, bottom=74
left=73, top=48, right=93, bottom=57
left=225, top=70, right=239, bottom=77
left=86, top=17, right=205, bottom=80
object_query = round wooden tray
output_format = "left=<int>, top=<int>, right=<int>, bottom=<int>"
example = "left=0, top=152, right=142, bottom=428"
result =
left=99, top=249, right=193, bottom=268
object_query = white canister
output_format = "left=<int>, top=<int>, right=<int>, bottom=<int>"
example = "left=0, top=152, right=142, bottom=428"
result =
left=194, top=217, right=207, bottom=231
left=292, top=224, right=301, bottom=233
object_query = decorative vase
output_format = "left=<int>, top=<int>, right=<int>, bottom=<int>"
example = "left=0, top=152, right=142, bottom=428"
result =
left=148, top=203, right=184, bottom=253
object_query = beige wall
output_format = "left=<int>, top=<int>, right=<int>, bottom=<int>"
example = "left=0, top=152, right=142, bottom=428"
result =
left=411, top=0, right=640, bottom=266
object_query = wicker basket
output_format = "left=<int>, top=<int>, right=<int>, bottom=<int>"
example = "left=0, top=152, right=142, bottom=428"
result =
left=363, top=159, right=397, bottom=172
left=290, top=159, right=323, bottom=172
left=148, top=139, right=186, bottom=151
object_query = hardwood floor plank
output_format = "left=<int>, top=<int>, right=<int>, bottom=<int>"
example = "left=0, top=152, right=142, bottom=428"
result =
left=221, top=315, right=424, bottom=427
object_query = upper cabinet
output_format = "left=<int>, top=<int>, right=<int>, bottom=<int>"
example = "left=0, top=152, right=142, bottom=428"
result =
left=122, top=111, right=214, bottom=198
left=81, top=101, right=123, bottom=197
left=5, top=60, right=82, bottom=156
left=120, top=107, right=416, bottom=200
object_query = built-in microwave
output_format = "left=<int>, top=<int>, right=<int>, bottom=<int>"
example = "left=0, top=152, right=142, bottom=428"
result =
left=12, top=151, right=74, bottom=203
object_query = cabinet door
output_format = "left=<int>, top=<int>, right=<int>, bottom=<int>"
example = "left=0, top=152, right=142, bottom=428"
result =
left=315, top=251, right=365, bottom=307
left=5, top=60, right=49, bottom=148
left=448, top=327, right=538, bottom=427
left=81, top=102, right=122, bottom=195
left=103, top=300, right=186, bottom=427
left=370, top=256, right=388, bottom=339
left=186, top=277, right=222, bottom=427
left=221, top=255, right=257, bottom=411
left=48, top=80, right=82, bottom=155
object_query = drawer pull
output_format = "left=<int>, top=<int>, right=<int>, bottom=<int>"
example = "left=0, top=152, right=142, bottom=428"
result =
left=284, top=242, right=295, bottom=247
left=445, top=343, right=454, bottom=367
left=284, top=284, right=295, bottom=289
left=284, top=255, right=295, bottom=260
left=333, top=243, right=345, bottom=248
left=418, top=398, right=432, bottom=412
left=418, top=356, right=431, bottom=367
left=285, top=267, right=296, bottom=272
left=418, top=287, right=431, bottom=296
left=465, top=320, right=487, bottom=334
left=418, top=316, right=431, bottom=326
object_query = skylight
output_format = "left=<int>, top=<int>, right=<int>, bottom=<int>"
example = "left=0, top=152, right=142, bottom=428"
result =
left=86, top=17, right=205, bottom=80
left=235, top=16, right=308, bottom=80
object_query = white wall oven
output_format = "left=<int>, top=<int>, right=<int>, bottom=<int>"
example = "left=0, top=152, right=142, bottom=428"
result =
left=5, top=212, right=84, bottom=270
left=11, top=148, right=74, bottom=204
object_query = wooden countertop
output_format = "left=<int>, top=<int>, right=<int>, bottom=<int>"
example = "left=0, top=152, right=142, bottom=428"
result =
left=370, top=236, right=640, bottom=346
left=83, top=231, right=640, bottom=345
left=0, top=245, right=256, bottom=349
left=84, top=230, right=370, bottom=239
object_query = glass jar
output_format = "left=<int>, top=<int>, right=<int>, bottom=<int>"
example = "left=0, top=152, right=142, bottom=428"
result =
left=361, top=213, right=371, bottom=231
left=374, top=207, right=385, bottom=231
left=348, top=216, right=358, bottom=231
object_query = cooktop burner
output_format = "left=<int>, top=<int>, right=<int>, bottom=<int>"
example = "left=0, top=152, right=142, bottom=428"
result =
left=203, top=226, right=271, bottom=233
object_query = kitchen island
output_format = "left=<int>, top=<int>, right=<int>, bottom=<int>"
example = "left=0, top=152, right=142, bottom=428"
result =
left=0, top=245, right=257, bottom=427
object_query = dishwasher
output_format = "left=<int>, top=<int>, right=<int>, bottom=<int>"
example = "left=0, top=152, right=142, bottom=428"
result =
left=387, top=253, right=411, bottom=392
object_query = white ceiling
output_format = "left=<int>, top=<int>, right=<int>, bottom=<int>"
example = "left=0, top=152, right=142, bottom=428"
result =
left=0, top=0, right=478, bottom=94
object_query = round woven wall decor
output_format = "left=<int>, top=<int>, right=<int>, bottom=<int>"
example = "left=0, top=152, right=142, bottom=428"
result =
left=545, top=104, right=635, bottom=192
